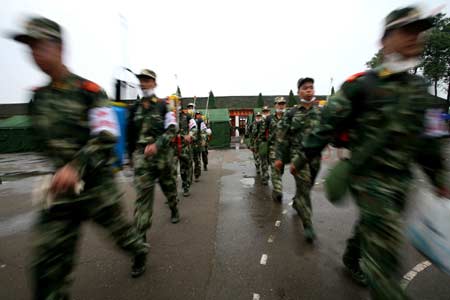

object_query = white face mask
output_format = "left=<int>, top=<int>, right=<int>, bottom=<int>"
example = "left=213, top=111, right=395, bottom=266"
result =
left=276, top=109, right=286, bottom=113
left=142, top=88, right=155, bottom=97
left=382, top=53, right=421, bottom=73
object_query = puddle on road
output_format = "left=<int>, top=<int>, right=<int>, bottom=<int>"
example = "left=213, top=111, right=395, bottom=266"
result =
left=240, top=177, right=255, bottom=188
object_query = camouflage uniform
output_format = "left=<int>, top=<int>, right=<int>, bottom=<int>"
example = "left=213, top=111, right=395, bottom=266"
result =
left=201, top=126, right=211, bottom=171
left=131, top=94, right=179, bottom=241
left=11, top=17, right=148, bottom=300
left=192, top=117, right=205, bottom=180
left=30, top=73, right=148, bottom=300
left=268, top=112, right=285, bottom=198
left=276, top=103, right=321, bottom=230
left=302, top=68, right=447, bottom=298
left=178, top=111, right=196, bottom=195
left=249, top=119, right=264, bottom=176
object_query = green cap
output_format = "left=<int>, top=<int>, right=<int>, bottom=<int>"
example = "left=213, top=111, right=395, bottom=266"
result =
left=274, top=96, right=286, bottom=104
left=255, top=112, right=262, bottom=117
left=137, top=69, right=157, bottom=80
left=10, top=16, right=62, bottom=44
left=384, top=6, right=433, bottom=33
left=262, top=106, right=270, bottom=112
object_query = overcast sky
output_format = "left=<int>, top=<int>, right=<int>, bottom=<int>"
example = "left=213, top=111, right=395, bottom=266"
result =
left=0, top=0, right=448, bottom=103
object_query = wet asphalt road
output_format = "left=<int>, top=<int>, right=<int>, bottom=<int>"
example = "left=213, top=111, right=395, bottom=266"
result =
left=0, top=148, right=449, bottom=300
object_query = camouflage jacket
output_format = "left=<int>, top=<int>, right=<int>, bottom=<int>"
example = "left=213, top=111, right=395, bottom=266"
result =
left=29, top=72, right=118, bottom=179
left=275, top=104, right=321, bottom=164
left=193, top=119, right=206, bottom=150
left=302, top=68, right=448, bottom=188
left=267, top=113, right=284, bottom=149
left=131, top=95, right=177, bottom=151
left=250, top=120, right=265, bottom=148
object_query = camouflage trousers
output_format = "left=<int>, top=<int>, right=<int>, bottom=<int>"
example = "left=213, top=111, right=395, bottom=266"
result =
left=252, top=149, right=261, bottom=172
left=201, top=146, right=208, bottom=168
left=133, top=147, right=179, bottom=241
left=179, top=145, right=193, bottom=190
left=292, top=156, right=321, bottom=228
left=269, top=148, right=284, bottom=194
left=32, top=174, right=147, bottom=300
left=193, top=148, right=202, bottom=179
left=259, top=152, right=270, bottom=184
left=344, top=175, right=410, bottom=300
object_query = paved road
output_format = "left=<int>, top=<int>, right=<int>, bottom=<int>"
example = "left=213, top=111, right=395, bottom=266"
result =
left=0, top=148, right=449, bottom=300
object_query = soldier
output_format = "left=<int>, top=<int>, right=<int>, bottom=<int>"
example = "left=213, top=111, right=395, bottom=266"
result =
left=275, top=77, right=321, bottom=242
left=268, top=97, right=287, bottom=202
left=301, top=6, right=449, bottom=298
left=249, top=112, right=263, bottom=176
left=257, top=106, right=271, bottom=185
left=130, top=69, right=180, bottom=276
left=9, top=17, right=148, bottom=298
left=193, top=112, right=206, bottom=181
left=178, top=105, right=196, bottom=196
left=201, top=119, right=212, bottom=171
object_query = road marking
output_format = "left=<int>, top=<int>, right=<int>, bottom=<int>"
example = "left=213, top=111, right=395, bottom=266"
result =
left=253, top=293, right=260, bottom=300
left=275, top=220, right=281, bottom=227
left=268, top=235, right=274, bottom=243
left=260, top=254, right=268, bottom=265
left=400, top=260, right=432, bottom=290
left=282, top=209, right=288, bottom=214
left=288, top=201, right=293, bottom=206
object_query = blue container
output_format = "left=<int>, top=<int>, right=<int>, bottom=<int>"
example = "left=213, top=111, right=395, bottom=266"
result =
left=111, top=102, right=128, bottom=170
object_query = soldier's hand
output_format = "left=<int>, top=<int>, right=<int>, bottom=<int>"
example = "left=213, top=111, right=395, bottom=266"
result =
left=145, top=143, right=158, bottom=157
left=184, top=135, right=192, bottom=143
left=51, top=165, right=80, bottom=195
left=274, top=160, right=283, bottom=171
left=290, top=164, right=297, bottom=175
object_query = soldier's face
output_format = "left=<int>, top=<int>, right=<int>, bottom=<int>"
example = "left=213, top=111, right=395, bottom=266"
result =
left=276, top=103, right=286, bottom=111
left=383, top=27, right=425, bottom=58
left=298, top=82, right=315, bottom=100
left=139, top=78, right=157, bottom=90
left=29, top=39, right=62, bottom=74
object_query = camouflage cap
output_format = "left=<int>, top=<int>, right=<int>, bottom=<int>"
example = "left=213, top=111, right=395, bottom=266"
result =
left=274, top=96, right=286, bottom=104
left=262, top=106, right=271, bottom=112
left=136, top=69, right=157, bottom=80
left=255, top=112, right=262, bottom=117
left=187, top=102, right=195, bottom=108
left=384, top=6, right=433, bottom=33
left=10, top=16, right=62, bottom=44
left=297, top=77, right=314, bottom=89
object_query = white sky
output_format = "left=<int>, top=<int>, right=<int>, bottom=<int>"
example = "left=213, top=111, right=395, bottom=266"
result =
left=0, top=0, right=448, bottom=103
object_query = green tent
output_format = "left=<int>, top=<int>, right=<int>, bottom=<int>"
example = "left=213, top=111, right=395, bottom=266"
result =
left=0, top=115, right=41, bottom=153
left=197, top=108, right=230, bottom=149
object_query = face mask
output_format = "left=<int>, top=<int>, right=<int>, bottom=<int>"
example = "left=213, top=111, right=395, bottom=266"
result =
left=276, top=109, right=286, bottom=113
left=142, top=88, right=154, bottom=97
left=383, top=53, right=421, bottom=73
left=256, top=118, right=262, bottom=122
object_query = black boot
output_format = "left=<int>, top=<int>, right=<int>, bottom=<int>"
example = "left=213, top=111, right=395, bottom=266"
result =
left=131, top=252, right=147, bottom=278
left=204, top=165, right=208, bottom=171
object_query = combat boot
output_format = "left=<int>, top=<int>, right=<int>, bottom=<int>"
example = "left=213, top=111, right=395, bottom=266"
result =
left=131, top=252, right=147, bottom=278
left=272, top=191, right=282, bottom=202
left=204, top=165, right=208, bottom=171
left=342, top=251, right=368, bottom=286
left=170, top=207, right=180, bottom=224
left=304, top=226, right=316, bottom=243
left=183, top=188, right=190, bottom=197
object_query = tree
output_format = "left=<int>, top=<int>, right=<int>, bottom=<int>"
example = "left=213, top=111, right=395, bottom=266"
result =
left=422, top=13, right=450, bottom=101
left=176, top=86, right=182, bottom=97
left=331, top=86, right=335, bottom=95
left=288, top=90, right=297, bottom=107
left=257, top=93, right=264, bottom=107
left=366, top=49, right=384, bottom=69
left=208, top=90, right=216, bottom=109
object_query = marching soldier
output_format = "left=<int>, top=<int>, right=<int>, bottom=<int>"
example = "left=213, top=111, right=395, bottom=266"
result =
left=275, top=77, right=321, bottom=242
left=10, top=17, right=148, bottom=299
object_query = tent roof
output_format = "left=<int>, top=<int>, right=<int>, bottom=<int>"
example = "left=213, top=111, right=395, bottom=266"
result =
left=196, top=108, right=230, bottom=122
left=0, top=115, right=32, bottom=128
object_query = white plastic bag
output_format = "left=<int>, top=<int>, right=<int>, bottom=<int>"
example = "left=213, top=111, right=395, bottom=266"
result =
left=407, top=188, right=450, bottom=275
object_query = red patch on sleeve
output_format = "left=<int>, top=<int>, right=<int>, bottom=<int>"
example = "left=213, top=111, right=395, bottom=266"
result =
left=345, top=72, right=366, bottom=82
left=81, top=80, right=101, bottom=93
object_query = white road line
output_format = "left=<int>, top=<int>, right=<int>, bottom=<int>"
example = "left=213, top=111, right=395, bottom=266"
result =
left=260, top=254, right=268, bottom=265
left=400, top=260, right=432, bottom=290
left=282, top=209, right=288, bottom=215
left=268, top=235, right=274, bottom=243
left=275, top=220, right=281, bottom=227
left=288, top=201, right=293, bottom=206
left=253, top=293, right=261, bottom=300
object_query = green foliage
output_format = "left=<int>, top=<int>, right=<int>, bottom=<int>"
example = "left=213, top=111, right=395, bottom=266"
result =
left=331, top=86, right=335, bottom=95
left=257, top=92, right=264, bottom=107
left=208, top=90, right=216, bottom=109
left=176, top=86, right=182, bottom=97
left=366, top=49, right=384, bottom=69
left=288, top=89, right=297, bottom=107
